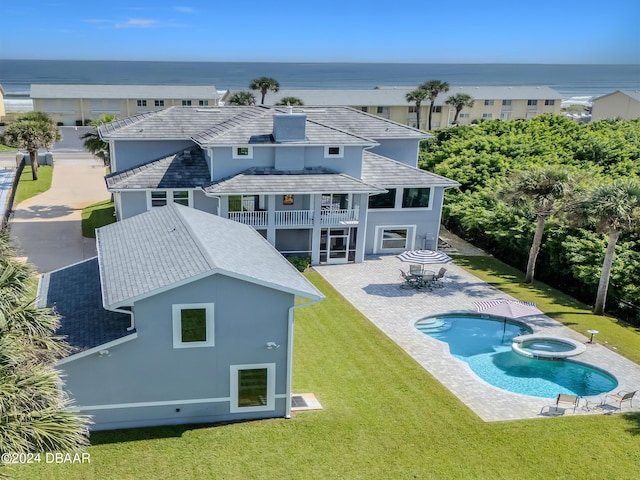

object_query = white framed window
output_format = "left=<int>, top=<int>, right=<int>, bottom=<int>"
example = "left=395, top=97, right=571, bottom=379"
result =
left=431, top=106, right=442, bottom=113
left=527, top=99, right=538, bottom=106
left=359, top=106, right=368, bottom=112
left=374, top=225, right=416, bottom=253
left=154, top=100, right=165, bottom=107
left=459, top=113, right=470, bottom=118
left=408, top=106, right=418, bottom=113
left=182, top=100, right=192, bottom=106
left=484, top=100, right=494, bottom=106
left=230, top=363, right=275, bottom=413
left=232, top=146, right=254, bottom=159
left=376, top=106, right=389, bottom=114
left=172, top=303, right=215, bottom=349
left=544, top=99, right=555, bottom=106
left=502, top=100, right=512, bottom=106
left=482, top=113, right=493, bottom=119
left=137, top=100, right=147, bottom=107
left=146, top=190, right=193, bottom=209
left=324, top=146, right=344, bottom=158
left=500, top=112, right=511, bottom=120
left=198, top=100, right=209, bottom=106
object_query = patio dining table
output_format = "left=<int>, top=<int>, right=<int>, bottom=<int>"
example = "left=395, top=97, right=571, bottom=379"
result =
left=404, top=269, right=435, bottom=290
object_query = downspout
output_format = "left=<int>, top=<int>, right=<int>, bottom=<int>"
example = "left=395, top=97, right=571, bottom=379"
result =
left=110, top=307, right=135, bottom=331
left=285, top=298, right=322, bottom=418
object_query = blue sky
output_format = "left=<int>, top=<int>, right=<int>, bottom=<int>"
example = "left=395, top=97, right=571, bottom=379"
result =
left=2, top=0, right=638, bottom=63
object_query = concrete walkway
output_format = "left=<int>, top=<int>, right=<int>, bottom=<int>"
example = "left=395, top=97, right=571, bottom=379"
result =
left=314, top=255, right=640, bottom=421
left=9, top=155, right=110, bottom=273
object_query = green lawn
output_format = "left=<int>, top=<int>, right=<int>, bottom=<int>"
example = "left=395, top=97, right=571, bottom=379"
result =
left=12, top=271, right=640, bottom=479
left=0, top=144, right=17, bottom=152
left=455, top=255, right=640, bottom=365
left=13, top=166, right=53, bottom=204
left=81, top=200, right=115, bottom=238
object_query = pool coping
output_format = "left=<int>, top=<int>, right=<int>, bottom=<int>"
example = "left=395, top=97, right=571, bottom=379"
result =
left=511, top=334, right=587, bottom=358
left=314, top=255, right=640, bottom=422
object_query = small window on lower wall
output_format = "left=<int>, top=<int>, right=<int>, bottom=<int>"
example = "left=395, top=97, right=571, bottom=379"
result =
left=230, top=364, right=275, bottom=413
left=172, top=303, right=214, bottom=348
left=381, top=228, right=408, bottom=250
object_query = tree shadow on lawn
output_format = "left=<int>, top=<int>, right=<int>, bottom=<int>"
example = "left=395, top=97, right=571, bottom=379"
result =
left=624, top=412, right=640, bottom=436
left=90, top=418, right=275, bottom=445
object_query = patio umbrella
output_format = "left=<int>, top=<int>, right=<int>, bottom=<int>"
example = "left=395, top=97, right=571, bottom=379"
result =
left=396, top=249, right=452, bottom=266
left=473, top=299, right=543, bottom=319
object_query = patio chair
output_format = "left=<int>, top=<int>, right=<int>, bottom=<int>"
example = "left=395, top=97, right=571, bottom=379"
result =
left=540, top=394, right=580, bottom=415
left=602, top=390, right=637, bottom=410
left=399, top=270, right=419, bottom=289
left=409, top=264, right=423, bottom=275
left=432, top=267, right=447, bottom=287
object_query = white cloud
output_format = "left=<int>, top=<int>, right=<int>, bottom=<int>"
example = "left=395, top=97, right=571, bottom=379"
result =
left=114, top=18, right=159, bottom=29
left=175, top=6, right=196, bottom=14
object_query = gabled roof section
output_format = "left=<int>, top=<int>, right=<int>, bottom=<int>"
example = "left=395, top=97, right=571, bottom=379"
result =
left=362, top=151, right=460, bottom=188
left=106, top=148, right=210, bottom=190
left=593, top=90, right=640, bottom=103
left=203, top=167, right=386, bottom=195
left=37, top=258, right=132, bottom=353
left=99, top=106, right=261, bottom=140
left=96, top=203, right=323, bottom=308
left=296, top=107, right=429, bottom=139
left=193, top=109, right=376, bottom=146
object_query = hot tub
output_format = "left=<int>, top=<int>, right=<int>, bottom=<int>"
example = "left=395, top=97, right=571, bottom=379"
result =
left=512, top=334, right=586, bottom=359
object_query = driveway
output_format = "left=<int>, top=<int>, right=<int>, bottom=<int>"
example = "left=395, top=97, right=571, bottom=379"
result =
left=9, top=154, right=110, bottom=273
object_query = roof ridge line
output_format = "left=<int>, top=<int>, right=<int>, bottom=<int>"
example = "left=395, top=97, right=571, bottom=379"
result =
left=171, top=204, right=217, bottom=270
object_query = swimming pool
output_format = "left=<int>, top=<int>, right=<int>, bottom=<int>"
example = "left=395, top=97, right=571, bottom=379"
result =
left=415, top=314, right=617, bottom=398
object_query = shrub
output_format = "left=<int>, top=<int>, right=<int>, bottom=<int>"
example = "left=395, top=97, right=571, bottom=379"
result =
left=288, top=256, right=311, bottom=272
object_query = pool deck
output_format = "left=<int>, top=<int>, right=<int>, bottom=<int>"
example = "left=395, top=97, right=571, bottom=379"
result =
left=314, top=255, right=640, bottom=421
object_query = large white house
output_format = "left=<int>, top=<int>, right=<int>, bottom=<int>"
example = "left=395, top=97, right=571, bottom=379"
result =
left=99, top=105, right=459, bottom=265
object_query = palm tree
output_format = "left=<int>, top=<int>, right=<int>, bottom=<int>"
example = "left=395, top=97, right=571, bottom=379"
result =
left=570, top=178, right=640, bottom=315
left=226, top=91, right=256, bottom=106
left=81, top=114, right=116, bottom=167
left=1, top=112, right=60, bottom=180
left=0, top=236, right=90, bottom=453
left=420, top=80, right=450, bottom=130
left=276, top=97, right=304, bottom=106
left=500, top=167, right=575, bottom=284
left=405, top=89, right=429, bottom=130
left=445, top=93, right=475, bottom=124
left=249, top=77, right=280, bottom=104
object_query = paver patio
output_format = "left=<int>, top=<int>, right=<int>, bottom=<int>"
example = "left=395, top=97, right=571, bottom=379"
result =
left=314, top=255, right=640, bottom=421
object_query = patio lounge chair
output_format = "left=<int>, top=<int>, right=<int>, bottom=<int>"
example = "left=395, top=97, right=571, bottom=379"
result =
left=541, top=394, right=580, bottom=415
left=602, top=390, right=637, bottom=410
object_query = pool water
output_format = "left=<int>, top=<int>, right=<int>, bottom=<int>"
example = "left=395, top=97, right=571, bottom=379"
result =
left=416, top=315, right=618, bottom=398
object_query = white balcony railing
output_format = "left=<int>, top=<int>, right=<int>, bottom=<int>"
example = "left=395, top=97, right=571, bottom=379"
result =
left=228, top=210, right=268, bottom=227
left=320, top=208, right=359, bottom=225
left=228, top=208, right=360, bottom=227
left=274, top=210, right=313, bottom=226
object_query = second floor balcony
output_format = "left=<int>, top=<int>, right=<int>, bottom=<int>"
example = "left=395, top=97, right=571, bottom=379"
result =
left=228, top=207, right=360, bottom=228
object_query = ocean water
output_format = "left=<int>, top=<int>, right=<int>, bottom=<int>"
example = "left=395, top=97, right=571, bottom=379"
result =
left=1, top=60, right=638, bottom=112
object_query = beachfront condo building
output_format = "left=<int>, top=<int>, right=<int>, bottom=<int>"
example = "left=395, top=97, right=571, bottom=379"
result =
left=223, top=86, right=562, bottom=130
left=30, top=84, right=220, bottom=125
left=591, top=90, right=640, bottom=121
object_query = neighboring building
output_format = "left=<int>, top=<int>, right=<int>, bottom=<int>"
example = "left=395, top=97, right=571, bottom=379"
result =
left=100, top=105, right=460, bottom=265
left=37, top=203, right=324, bottom=430
left=591, top=90, right=640, bottom=121
left=30, top=84, right=220, bottom=126
left=222, top=86, right=563, bottom=129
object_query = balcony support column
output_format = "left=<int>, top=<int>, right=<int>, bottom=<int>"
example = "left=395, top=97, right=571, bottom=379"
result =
left=311, top=194, right=322, bottom=265
left=266, top=195, right=276, bottom=245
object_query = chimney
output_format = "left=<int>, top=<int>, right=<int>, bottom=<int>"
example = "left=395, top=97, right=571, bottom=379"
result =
left=272, top=112, right=306, bottom=142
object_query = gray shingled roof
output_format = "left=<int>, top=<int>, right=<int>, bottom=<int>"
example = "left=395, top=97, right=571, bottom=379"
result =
left=193, top=112, right=375, bottom=146
left=99, top=106, right=426, bottom=142
left=31, top=84, right=218, bottom=99
left=37, top=258, right=133, bottom=353
left=96, top=203, right=323, bottom=307
left=99, top=106, right=261, bottom=140
left=106, top=148, right=210, bottom=190
left=203, top=167, right=385, bottom=195
left=238, top=86, right=562, bottom=107
left=362, top=151, right=460, bottom=188
left=593, top=90, right=640, bottom=102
